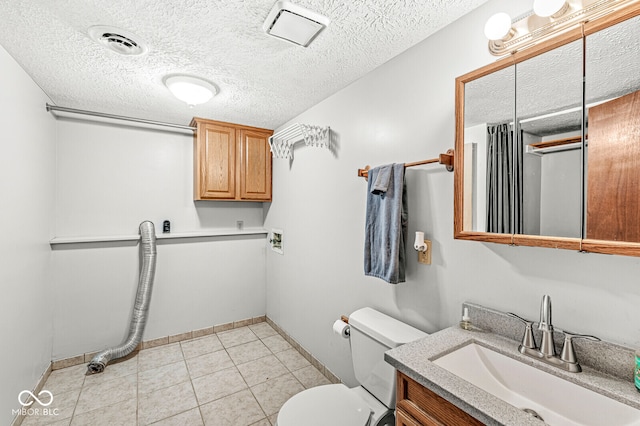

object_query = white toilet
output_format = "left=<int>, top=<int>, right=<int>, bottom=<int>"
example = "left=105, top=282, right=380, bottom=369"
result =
left=276, top=307, right=427, bottom=426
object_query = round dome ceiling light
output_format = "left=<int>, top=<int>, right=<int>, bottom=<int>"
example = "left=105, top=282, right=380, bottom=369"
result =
left=163, top=75, right=217, bottom=107
left=88, top=25, right=148, bottom=56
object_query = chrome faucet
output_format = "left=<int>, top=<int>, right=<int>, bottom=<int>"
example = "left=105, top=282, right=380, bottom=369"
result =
left=538, top=295, right=556, bottom=357
left=509, top=295, right=600, bottom=373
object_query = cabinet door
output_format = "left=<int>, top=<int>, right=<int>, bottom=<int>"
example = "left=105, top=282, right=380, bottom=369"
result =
left=587, top=90, right=640, bottom=242
left=397, top=408, right=431, bottom=426
left=396, top=372, right=484, bottom=426
left=238, top=129, right=272, bottom=201
left=195, top=123, right=236, bottom=200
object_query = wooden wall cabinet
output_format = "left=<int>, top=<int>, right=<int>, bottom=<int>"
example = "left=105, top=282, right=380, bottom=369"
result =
left=396, top=372, right=484, bottom=426
left=191, top=118, right=273, bottom=201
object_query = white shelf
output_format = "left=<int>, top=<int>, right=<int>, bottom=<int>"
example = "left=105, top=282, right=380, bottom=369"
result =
left=50, top=228, right=268, bottom=245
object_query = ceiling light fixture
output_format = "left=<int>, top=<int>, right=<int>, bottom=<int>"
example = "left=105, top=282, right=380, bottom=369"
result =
left=263, top=1, right=330, bottom=47
left=164, top=75, right=217, bottom=107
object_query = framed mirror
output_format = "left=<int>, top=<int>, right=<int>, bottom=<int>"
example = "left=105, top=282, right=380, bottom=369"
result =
left=454, top=3, right=640, bottom=257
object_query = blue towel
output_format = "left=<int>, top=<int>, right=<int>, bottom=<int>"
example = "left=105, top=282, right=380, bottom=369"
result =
left=364, top=164, right=407, bottom=284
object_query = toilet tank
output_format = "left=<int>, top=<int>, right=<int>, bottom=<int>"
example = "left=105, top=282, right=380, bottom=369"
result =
left=348, top=308, right=427, bottom=408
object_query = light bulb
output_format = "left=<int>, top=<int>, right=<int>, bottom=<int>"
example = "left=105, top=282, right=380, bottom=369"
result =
left=484, top=13, right=513, bottom=41
left=533, top=0, right=569, bottom=18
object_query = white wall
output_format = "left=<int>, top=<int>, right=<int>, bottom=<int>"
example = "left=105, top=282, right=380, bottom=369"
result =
left=0, top=46, right=55, bottom=424
left=264, top=0, right=640, bottom=386
left=52, top=119, right=266, bottom=359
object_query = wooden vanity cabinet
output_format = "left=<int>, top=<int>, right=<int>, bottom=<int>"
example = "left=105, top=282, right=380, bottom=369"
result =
left=191, top=118, right=273, bottom=201
left=396, top=372, right=484, bottom=426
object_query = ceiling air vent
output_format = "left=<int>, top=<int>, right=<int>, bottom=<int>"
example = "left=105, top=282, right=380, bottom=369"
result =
left=263, top=1, right=330, bottom=47
left=88, top=25, right=148, bottom=56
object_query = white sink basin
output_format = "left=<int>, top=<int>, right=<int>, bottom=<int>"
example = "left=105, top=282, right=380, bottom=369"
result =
left=433, top=342, right=640, bottom=426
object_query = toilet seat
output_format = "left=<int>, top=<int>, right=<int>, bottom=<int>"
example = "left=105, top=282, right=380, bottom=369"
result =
left=277, top=384, right=373, bottom=426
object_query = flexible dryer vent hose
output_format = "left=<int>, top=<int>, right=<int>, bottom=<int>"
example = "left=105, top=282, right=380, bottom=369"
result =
left=87, top=221, right=157, bottom=374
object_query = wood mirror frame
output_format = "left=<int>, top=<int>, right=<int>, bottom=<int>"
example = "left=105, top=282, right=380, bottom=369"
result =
left=453, top=3, right=640, bottom=257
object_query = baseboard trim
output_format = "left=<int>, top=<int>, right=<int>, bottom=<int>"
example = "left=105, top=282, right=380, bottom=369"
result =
left=51, top=315, right=267, bottom=370
left=265, top=317, right=341, bottom=385
left=10, top=361, right=53, bottom=426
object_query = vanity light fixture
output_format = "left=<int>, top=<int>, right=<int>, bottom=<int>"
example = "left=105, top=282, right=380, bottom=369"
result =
left=164, top=75, right=217, bottom=107
left=484, top=0, right=635, bottom=56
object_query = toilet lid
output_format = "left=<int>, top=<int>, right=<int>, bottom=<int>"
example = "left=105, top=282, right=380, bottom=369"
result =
left=277, top=384, right=373, bottom=426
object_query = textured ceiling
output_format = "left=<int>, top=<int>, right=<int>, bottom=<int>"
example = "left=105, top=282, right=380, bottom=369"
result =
left=0, top=0, right=489, bottom=129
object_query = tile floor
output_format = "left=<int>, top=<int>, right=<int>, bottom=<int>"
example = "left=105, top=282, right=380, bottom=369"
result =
left=22, top=322, right=331, bottom=426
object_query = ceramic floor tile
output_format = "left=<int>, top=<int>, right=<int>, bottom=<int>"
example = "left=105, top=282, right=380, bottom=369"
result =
left=138, top=381, right=198, bottom=425
left=226, top=340, right=271, bottom=365
left=70, top=397, right=136, bottom=426
left=185, top=349, right=234, bottom=379
left=22, top=415, right=71, bottom=426
left=29, top=321, right=326, bottom=426
left=250, top=373, right=304, bottom=416
left=192, top=366, right=248, bottom=405
left=20, top=387, right=80, bottom=425
left=292, top=365, right=331, bottom=388
left=260, top=335, right=291, bottom=354
left=138, top=360, right=189, bottom=395
left=180, top=335, right=223, bottom=359
left=74, top=374, right=137, bottom=415
left=249, top=418, right=271, bottom=426
left=274, top=348, right=311, bottom=372
left=42, top=364, right=86, bottom=395
left=248, top=323, right=278, bottom=339
left=200, top=389, right=265, bottom=426
left=217, top=327, right=258, bottom=348
left=84, top=355, right=138, bottom=386
left=267, top=413, right=278, bottom=425
left=148, top=407, right=203, bottom=426
left=236, top=355, right=289, bottom=387
left=138, top=343, right=184, bottom=372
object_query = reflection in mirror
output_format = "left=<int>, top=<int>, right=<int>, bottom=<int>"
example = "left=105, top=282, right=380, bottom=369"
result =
left=516, top=39, right=584, bottom=238
left=585, top=14, right=640, bottom=242
left=463, top=66, right=515, bottom=233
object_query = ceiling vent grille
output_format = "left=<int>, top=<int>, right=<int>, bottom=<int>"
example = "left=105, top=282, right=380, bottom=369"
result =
left=88, top=25, right=148, bottom=56
left=263, top=1, right=330, bottom=47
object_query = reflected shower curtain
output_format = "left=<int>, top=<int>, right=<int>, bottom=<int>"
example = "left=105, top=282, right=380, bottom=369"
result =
left=486, top=123, right=523, bottom=233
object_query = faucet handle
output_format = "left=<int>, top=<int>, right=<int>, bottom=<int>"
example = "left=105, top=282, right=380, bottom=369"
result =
left=560, top=331, right=601, bottom=366
left=508, top=312, right=537, bottom=350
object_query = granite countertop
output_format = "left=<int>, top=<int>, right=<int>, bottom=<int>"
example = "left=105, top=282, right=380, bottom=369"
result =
left=385, top=325, right=640, bottom=426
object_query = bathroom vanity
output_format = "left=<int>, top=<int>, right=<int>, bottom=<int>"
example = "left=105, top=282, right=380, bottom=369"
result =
left=385, top=304, right=640, bottom=425
left=396, top=371, right=483, bottom=425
